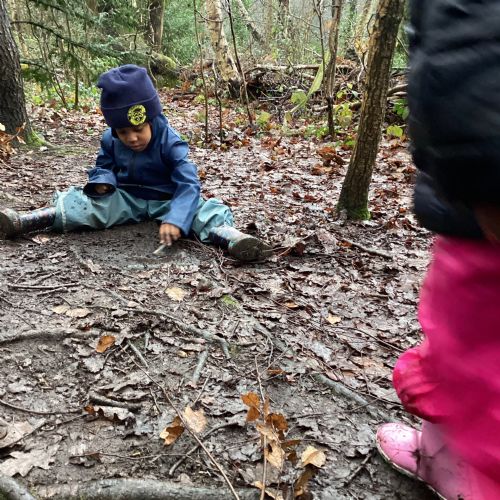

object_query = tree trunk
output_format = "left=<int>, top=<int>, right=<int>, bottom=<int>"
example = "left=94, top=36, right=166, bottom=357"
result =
left=0, top=0, right=31, bottom=138
left=233, top=0, right=263, bottom=44
left=205, top=0, right=240, bottom=90
left=324, top=0, right=344, bottom=138
left=148, top=0, right=165, bottom=52
left=263, top=0, right=274, bottom=50
left=337, top=0, right=404, bottom=219
left=354, top=0, right=374, bottom=67
left=278, top=0, right=289, bottom=37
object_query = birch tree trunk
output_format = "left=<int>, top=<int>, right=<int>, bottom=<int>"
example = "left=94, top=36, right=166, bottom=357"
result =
left=324, top=0, right=344, bottom=138
left=233, top=0, right=263, bottom=45
left=354, top=0, right=374, bottom=67
left=148, top=0, right=165, bottom=52
left=337, top=0, right=404, bottom=219
left=0, top=0, right=31, bottom=138
left=206, top=0, right=240, bottom=90
left=263, top=0, right=274, bottom=50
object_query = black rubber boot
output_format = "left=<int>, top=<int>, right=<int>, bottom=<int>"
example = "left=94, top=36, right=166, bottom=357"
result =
left=0, top=207, right=56, bottom=238
left=209, top=225, right=272, bottom=262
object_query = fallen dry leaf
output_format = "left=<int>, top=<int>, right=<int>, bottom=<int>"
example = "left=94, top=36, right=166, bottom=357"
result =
left=84, top=405, right=135, bottom=424
left=160, top=416, right=185, bottom=445
left=66, top=307, right=92, bottom=319
left=0, top=420, right=45, bottom=450
left=242, top=392, right=261, bottom=422
left=246, top=406, right=260, bottom=423
left=0, top=445, right=59, bottom=477
left=254, top=482, right=284, bottom=500
left=266, top=413, right=288, bottom=432
left=301, top=445, right=326, bottom=468
left=293, top=466, right=316, bottom=497
left=95, top=335, right=116, bottom=353
left=266, top=439, right=285, bottom=470
left=183, top=406, right=207, bottom=434
left=165, top=287, right=188, bottom=301
left=326, top=314, right=342, bottom=325
left=242, top=392, right=261, bottom=408
left=52, top=305, right=69, bottom=314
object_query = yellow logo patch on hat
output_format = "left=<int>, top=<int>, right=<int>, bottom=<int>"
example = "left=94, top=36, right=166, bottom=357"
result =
left=127, top=104, right=147, bottom=126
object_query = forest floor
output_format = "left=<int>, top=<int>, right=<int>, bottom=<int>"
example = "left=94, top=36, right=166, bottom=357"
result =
left=0, top=90, right=436, bottom=499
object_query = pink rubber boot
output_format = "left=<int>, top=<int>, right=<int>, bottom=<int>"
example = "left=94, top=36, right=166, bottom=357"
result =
left=376, top=422, right=499, bottom=499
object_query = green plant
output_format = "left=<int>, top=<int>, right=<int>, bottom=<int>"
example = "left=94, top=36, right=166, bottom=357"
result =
left=392, top=98, right=409, bottom=120
left=386, top=124, right=404, bottom=138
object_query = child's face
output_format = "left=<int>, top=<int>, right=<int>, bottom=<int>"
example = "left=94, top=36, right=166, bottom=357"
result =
left=115, top=123, right=152, bottom=152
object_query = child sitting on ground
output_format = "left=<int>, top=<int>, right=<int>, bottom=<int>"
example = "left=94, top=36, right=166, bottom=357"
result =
left=0, top=65, right=270, bottom=262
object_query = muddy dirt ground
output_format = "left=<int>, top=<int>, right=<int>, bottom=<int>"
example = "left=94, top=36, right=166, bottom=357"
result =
left=0, top=93, right=436, bottom=499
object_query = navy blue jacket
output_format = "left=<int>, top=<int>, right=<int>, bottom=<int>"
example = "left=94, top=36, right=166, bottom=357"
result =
left=84, top=115, right=201, bottom=235
left=408, top=0, right=500, bottom=238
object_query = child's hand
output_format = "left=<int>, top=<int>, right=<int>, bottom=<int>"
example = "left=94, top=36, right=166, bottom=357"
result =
left=94, top=184, right=111, bottom=195
left=159, top=223, right=181, bottom=246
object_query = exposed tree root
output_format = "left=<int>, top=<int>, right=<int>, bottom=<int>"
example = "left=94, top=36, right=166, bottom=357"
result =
left=0, top=475, right=36, bottom=500
left=35, top=479, right=260, bottom=499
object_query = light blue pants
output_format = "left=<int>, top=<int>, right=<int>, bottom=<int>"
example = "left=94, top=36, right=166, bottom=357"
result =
left=52, top=187, right=234, bottom=243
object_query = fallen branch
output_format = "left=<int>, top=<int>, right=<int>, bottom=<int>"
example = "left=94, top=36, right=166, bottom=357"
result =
left=191, top=348, right=209, bottom=386
left=35, top=479, right=260, bottom=499
left=311, top=374, right=391, bottom=421
left=0, top=475, right=36, bottom=500
left=88, top=391, right=143, bottom=411
left=245, top=63, right=353, bottom=74
left=342, top=238, right=393, bottom=260
left=0, top=328, right=91, bottom=344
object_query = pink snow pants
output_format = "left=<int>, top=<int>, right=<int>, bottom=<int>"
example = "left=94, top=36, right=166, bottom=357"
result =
left=393, top=236, right=500, bottom=484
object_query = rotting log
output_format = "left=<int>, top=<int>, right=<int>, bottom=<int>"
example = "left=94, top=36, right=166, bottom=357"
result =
left=35, top=479, right=260, bottom=500
left=0, top=475, right=36, bottom=500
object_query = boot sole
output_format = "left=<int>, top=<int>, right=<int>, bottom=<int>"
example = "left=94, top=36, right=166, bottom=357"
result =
left=376, top=440, right=446, bottom=500
left=230, top=236, right=272, bottom=262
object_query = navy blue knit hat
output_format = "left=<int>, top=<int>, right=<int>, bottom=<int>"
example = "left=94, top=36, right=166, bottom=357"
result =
left=97, top=65, right=162, bottom=129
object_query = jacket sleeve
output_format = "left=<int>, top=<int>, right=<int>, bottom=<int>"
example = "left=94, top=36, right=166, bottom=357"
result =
left=83, top=130, right=118, bottom=197
left=408, top=0, right=500, bottom=205
left=160, top=129, right=201, bottom=235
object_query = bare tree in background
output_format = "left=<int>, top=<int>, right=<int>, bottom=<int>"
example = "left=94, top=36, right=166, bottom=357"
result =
left=337, top=0, right=404, bottom=219
left=0, top=0, right=31, bottom=138
left=324, top=0, right=344, bottom=138
left=205, top=0, right=240, bottom=92
left=148, top=0, right=166, bottom=52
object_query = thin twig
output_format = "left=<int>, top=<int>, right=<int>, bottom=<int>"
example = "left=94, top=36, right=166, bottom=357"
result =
left=343, top=448, right=375, bottom=486
left=168, top=420, right=238, bottom=476
left=342, top=238, right=393, bottom=260
left=190, top=348, right=210, bottom=386
left=126, top=355, right=240, bottom=500
left=254, top=357, right=267, bottom=500
left=0, top=399, right=80, bottom=415
left=127, top=340, right=149, bottom=368
left=192, top=376, right=210, bottom=406
left=1, top=418, right=47, bottom=447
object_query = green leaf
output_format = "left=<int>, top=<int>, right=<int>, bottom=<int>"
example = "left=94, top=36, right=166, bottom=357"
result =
left=257, top=111, right=272, bottom=127
left=387, top=125, right=404, bottom=138
left=290, top=91, right=307, bottom=106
